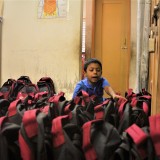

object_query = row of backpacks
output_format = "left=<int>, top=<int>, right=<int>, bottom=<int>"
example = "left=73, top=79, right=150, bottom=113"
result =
left=0, top=75, right=159, bottom=160
left=0, top=76, right=56, bottom=103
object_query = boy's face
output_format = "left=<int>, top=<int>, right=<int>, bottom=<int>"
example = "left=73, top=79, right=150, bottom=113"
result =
left=84, top=63, right=102, bottom=84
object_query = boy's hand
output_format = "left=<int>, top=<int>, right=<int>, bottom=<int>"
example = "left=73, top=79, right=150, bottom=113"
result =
left=113, top=94, right=127, bottom=101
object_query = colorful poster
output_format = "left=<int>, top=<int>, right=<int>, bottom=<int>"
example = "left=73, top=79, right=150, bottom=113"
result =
left=38, top=0, right=68, bottom=18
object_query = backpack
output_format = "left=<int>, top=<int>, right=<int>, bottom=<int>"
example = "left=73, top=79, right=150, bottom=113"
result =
left=62, top=98, right=97, bottom=128
left=0, top=99, right=10, bottom=117
left=73, top=90, right=97, bottom=107
left=51, top=115, right=85, bottom=160
left=0, top=116, right=22, bottom=160
left=7, top=80, right=25, bottom=102
left=94, top=99, right=119, bottom=128
left=82, top=119, right=121, bottom=160
left=113, top=124, right=155, bottom=160
left=37, top=77, right=56, bottom=98
left=17, top=76, right=32, bottom=85
left=6, top=99, right=26, bottom=125
left=149, top=114, right=160, bottom=158
left=0, top=77, right=33, bottom=102
left=48, top=92, right=66, bottom=117
left=118, top=101, right=149, bottom=134
left=0, top=79, right=16, bottom=100
left=125, top=88, right=151, bottom=116
left=16, top=83, right=39, bottom=101
left=19, top=109, right=53, bottom=160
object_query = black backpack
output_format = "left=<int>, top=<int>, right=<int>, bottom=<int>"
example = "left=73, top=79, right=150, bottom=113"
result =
left=61, top=99, right=96, bottom=128
left=51, top=115, right=85, bottom=160
left=37, top=77, right=56, bottom=98
left=0, top=99, right=10, bottom=117
left=19, top=109, right=53, bottom=160
left=94, top=99, right=119, bottom=128
left=149, top=114, right=160, bottom=159
left=0, top=116, right=21, bottom=160
left=17, top=76, right=32, bottom=85
left=82, top=119, right=121, bottom=160
left=7, top=80, right=25, bottom=102
left=0, top=79, right=16, bottom=100
left=16, top=83, right=39, bottom=101
left=113, top=124, right=155, bottom=160
left=6, top=99, right=28, bottom=125
left=118, top=101, right=149, bottom=134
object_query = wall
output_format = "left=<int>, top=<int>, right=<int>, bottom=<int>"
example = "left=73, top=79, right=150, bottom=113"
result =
left=1, top=0, right=83, bottom=100
left=0, top=0, right=3, bottom=84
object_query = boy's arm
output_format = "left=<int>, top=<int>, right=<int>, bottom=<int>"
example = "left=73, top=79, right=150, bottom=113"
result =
left=104, top=86, right=116, bottom=98
left=72, top=82, right=83, bottom=99
left=104, top=86, right=127, bottom=100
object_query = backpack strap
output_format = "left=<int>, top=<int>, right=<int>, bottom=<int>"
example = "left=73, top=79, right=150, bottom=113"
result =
left=125, top=124, right=147, bottom=145
left=125, top=88, right=137, bottom=100
left=118, top=100, right=128, bottom=119
left=0, top=116, right=7, bottom=129
left=23, top=109, right=40, bottom=138
left=19, top=129, right=34, bottom=160
left=139, top=95, right=151, bottom=116
left=104, top=100, right=119, bottom=128
left=125, top=124, right=148, bottom=159
left=36, top=110, right=52, bottom=160
left=19, top=109, right=40, bottom=160
left=51, top=115, right=69, bottom=147
left=7, top=99, right=21, bottom=117
left=149, top=114, right=160, bottom=157
left=94, top=99, right=110, bottom=119
left=82, top=119, right=102, bottom=160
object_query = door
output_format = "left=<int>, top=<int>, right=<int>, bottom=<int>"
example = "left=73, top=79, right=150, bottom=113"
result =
left=149, top=0, right=160, bottom=115
left=94, top=0, right=130, bottom=97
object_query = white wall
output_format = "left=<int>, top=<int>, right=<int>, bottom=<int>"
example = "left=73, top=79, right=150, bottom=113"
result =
left=1, top=0, right=82, bottom=99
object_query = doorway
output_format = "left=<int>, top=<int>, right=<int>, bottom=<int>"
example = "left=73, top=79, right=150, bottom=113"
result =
left=85, top=0, right=131, bottom=97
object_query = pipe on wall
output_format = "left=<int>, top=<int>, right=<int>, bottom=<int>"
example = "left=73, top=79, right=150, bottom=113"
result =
left=140, top=0, right=151, bottom=90
left=136, top=0, right=145, bottom=93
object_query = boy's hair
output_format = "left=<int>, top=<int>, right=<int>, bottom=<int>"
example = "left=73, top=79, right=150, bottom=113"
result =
left=84, top=58, right=102, bottom=71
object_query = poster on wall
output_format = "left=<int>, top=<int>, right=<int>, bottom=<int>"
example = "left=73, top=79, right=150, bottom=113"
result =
left=38, top=0, right=69, bottom=18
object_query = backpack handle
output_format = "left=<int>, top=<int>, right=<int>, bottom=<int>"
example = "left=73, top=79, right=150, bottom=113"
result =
left=48, top=92, right=65, bottom=105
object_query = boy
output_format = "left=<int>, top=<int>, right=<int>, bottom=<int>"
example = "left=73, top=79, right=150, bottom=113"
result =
left=72, top=58, right=126, bottom=103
